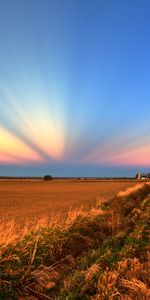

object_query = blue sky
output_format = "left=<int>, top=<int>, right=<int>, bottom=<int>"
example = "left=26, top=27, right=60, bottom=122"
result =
left=0, top=0, right=150, bottom=176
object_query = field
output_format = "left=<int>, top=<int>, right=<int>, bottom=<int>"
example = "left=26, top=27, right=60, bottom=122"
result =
left=0, top=180, right=138, bottom=226
left=0, top=182, right=149, bottom=299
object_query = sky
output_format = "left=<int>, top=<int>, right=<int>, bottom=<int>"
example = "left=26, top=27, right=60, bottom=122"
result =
left=0, top=0, right=150, bottom=177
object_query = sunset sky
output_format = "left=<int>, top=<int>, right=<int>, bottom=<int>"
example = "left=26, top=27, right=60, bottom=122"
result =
left=0, top=0, right=150, bottom=177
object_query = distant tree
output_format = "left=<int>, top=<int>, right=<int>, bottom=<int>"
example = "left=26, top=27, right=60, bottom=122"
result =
left=43, top=175, right=53, bottom=181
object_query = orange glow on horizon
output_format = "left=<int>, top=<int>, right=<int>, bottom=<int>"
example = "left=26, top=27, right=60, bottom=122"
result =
left=0, top=153, right=21, bottom=164
left=0, top=126, right=43, bottom=164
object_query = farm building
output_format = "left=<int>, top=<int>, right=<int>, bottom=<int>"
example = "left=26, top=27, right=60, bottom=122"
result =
left=136, top=173, right=150, bottom=180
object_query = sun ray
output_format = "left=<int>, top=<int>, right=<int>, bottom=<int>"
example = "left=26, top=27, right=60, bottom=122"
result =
left=0, top=126, right=43, bottom=164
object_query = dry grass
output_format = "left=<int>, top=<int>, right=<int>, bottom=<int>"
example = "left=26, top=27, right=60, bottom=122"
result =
left=121, top=278, right=150, bottom=299
left=0, top=180, right=138, bottom=228
left=117, top=183, right=150, bottom=196
left=0, top=182, right=149, bottom=299
left=0, top=181, right=143, bottom=245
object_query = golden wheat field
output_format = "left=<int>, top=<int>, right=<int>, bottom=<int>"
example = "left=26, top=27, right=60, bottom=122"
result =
left=0, top=180, right=139, bottom=227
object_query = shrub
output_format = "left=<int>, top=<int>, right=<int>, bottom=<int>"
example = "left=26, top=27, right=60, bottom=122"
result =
left=43, top=175, right=53, bottom=181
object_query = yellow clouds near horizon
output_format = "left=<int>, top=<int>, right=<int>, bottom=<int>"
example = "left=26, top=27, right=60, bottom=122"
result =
left=0, top=126, right=42, bottom=164
left=0, top=96, right=66, bottom=162
left=19, top=114, right=65, bottom=161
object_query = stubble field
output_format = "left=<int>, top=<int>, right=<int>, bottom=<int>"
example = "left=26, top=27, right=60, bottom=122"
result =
left=0, top=180, right=138, bottom=226
left=0, top=180, right=149, bottom=299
